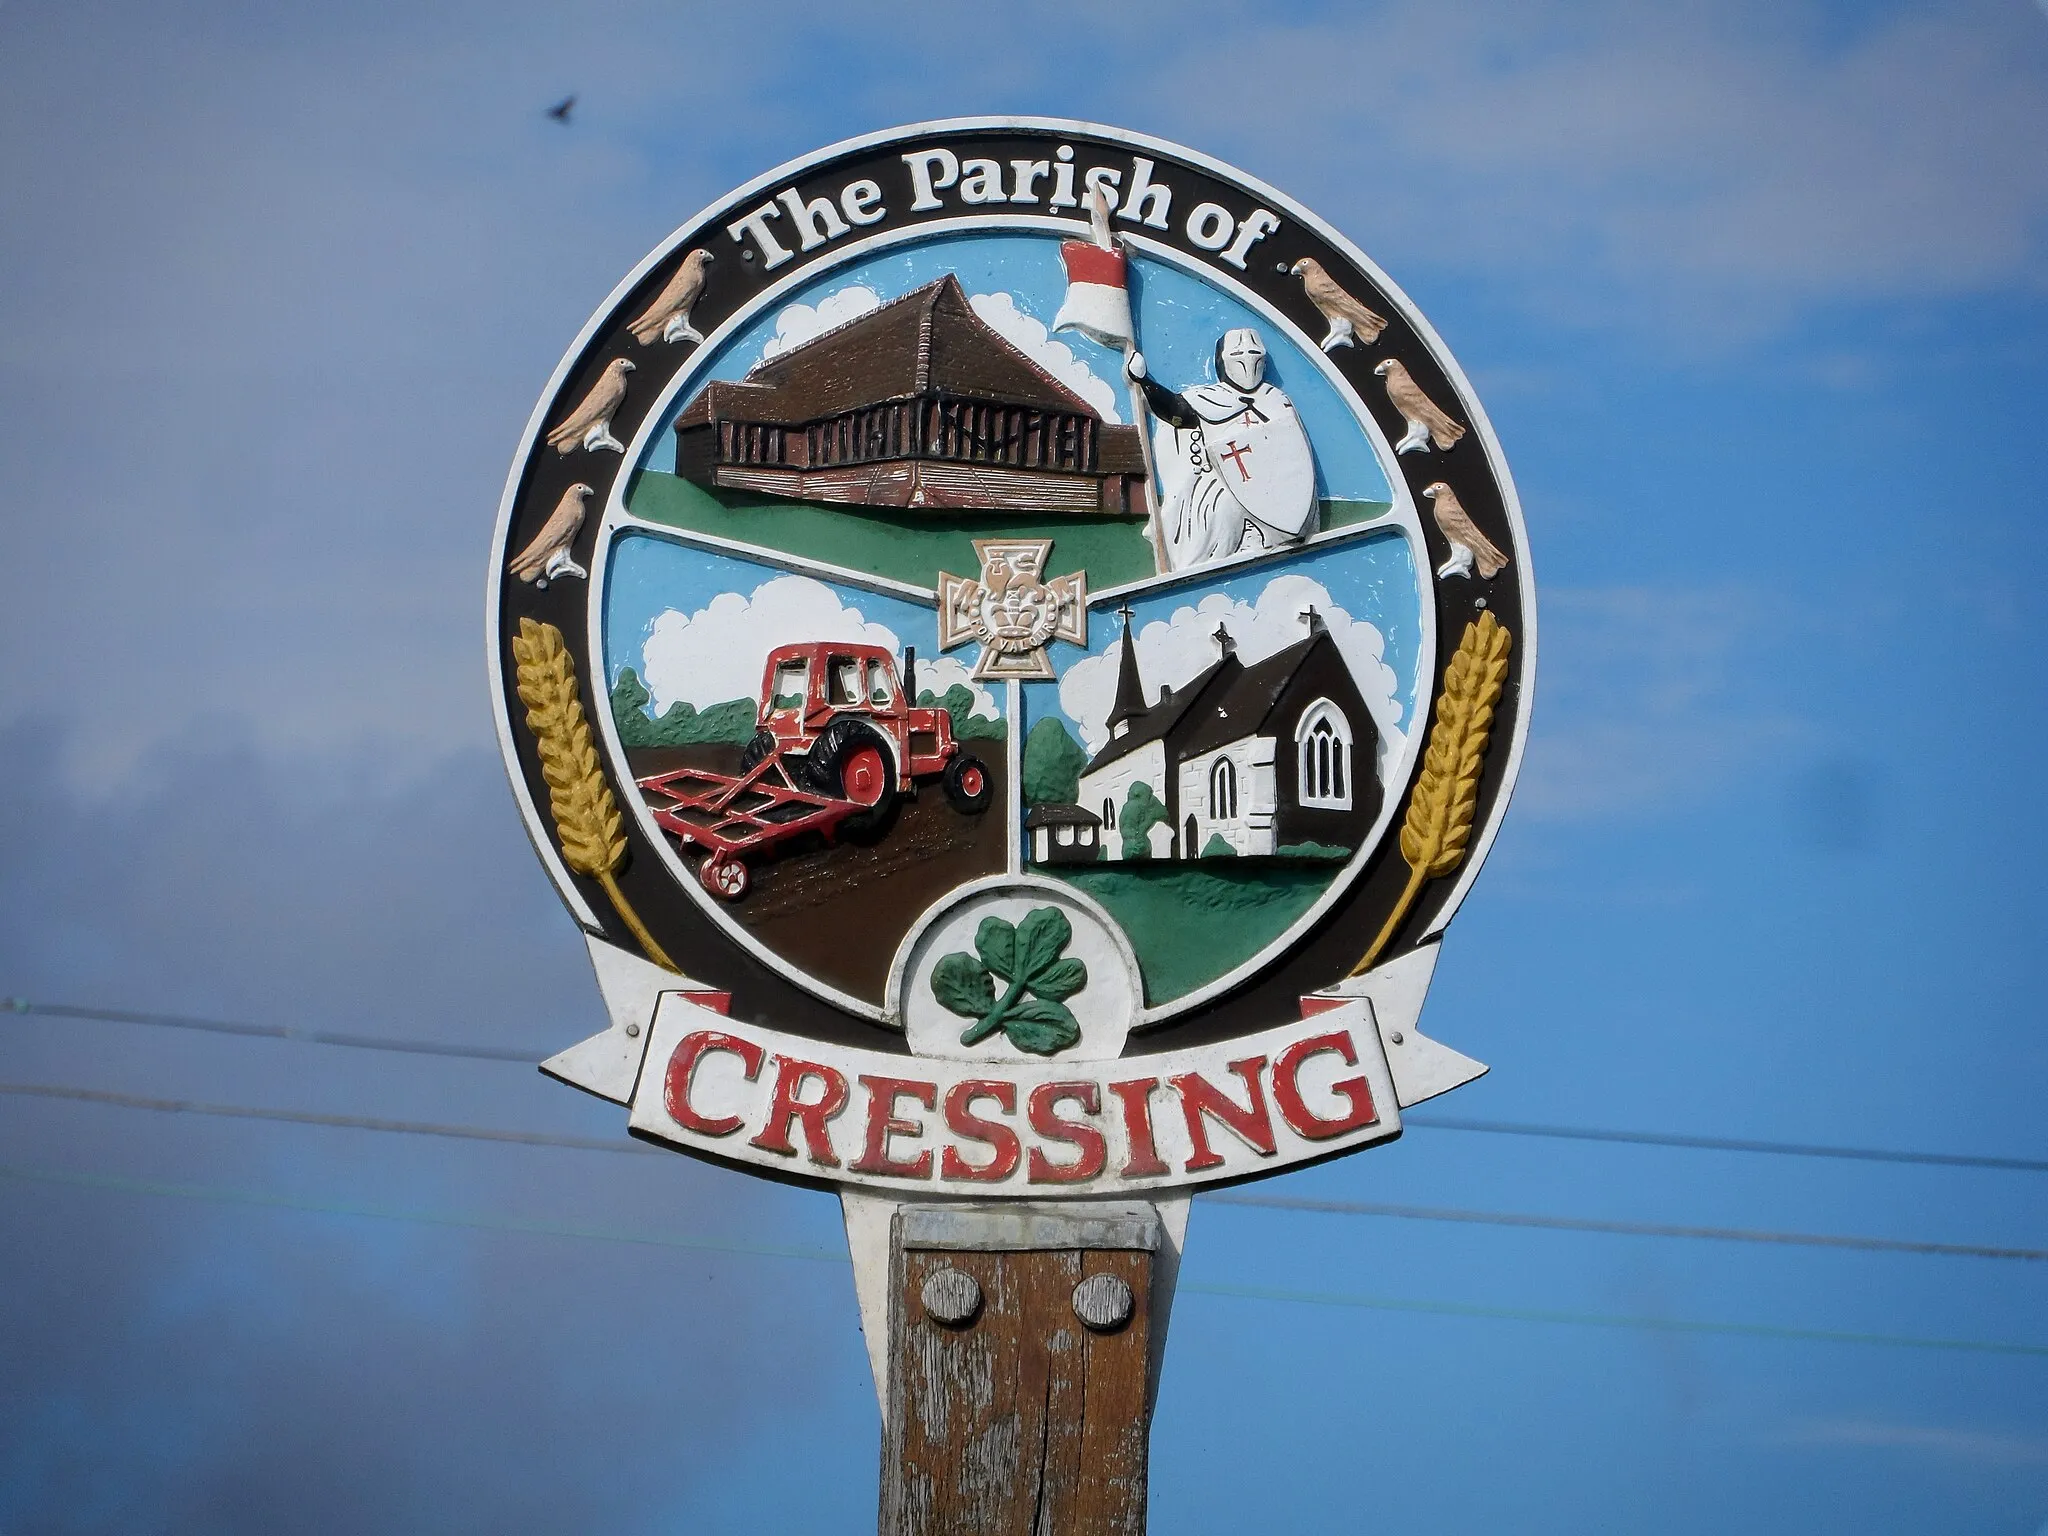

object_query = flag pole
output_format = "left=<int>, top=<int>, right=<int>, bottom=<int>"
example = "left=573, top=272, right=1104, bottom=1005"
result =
left=1086, top=186, right=1170, bottom=576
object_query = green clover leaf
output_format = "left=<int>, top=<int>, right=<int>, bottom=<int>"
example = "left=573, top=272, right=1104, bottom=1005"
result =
left=1004, top=997, right=1081, bottom=1055
left=1013, top=907, right=1071, bottom=985
left=975, top=916, right=1017, bottom=982
left=929, top=905, right=1091, bottom=1056
left=931, top=951, right=995, bottom=1020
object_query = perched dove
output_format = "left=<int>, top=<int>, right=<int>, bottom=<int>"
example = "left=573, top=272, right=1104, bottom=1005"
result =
left=1424, top=483, right=1508, bottom=581
left=507, top=483, right=594, bottom=588
left=545, top=357, right=634, bottom=455
left=628, top=248, right=714, bottom=346
left=1375, top=358, right=1466, bottom=455
left=1289, top=257, right=1387, bottom=352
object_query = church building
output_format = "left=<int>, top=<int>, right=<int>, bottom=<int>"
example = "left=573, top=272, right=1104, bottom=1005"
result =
left=672, top=275, right=1149, bottom=516
left=1071, top=614, right=1379, bottom=862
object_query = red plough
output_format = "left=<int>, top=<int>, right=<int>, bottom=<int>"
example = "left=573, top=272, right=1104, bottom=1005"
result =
left=637, top=753, right=873, bottom=901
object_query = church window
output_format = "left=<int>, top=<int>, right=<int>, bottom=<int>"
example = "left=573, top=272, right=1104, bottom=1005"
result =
left=1209, top=757, right=1238, bottom=821
left=1296, top=701, right=1353, bottom=810
left=1102, top=797, right=1116, bottom=830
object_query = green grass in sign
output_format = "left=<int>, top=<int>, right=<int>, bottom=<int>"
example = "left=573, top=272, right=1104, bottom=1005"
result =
left=626, top=471, right=1157, bottom=591
left=626, top=472, right=1392, bottom=592
left=1054, top=862, right=1335, bottom=1004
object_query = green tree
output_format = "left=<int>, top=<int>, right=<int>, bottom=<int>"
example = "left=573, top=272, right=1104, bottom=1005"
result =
left=1200, top=833, right=1237, bottom=858
left=1021, top=717, right=1088, bottom=805
left=1119, top=781, right=1169, bottom=861
left=610, top=667, right=656, bottom=747
left=920, top=684, right=1006, bottom=741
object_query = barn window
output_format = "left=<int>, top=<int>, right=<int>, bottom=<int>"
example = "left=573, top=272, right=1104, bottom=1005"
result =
left=1296, top=700, right=1353, bottom=810
left=1209, top=757, right=1238, bottom=821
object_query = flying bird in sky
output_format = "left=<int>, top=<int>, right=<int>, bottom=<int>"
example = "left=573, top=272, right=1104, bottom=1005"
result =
left=1289, top=257, right=1387, bottom=352
left=547, top=95, right=576, bottom=123
left=1424, top=482, right=1508, bottom=581
left=545, top=358, right=634, bottom=455
left=1375, top=358, right=1467, bottom=454
left=628, top=248, right=714, bottom=346
left=507, top=483, right=594, bottom=588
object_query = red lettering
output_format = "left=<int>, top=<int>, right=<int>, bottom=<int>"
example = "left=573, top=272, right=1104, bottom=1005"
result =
left=1272, top=1031, right=1378, bottom=1140
left=663, top=1029, right=766, bottom=1137
left=941, top=1080, right=1021, bottom=1182
left=1027, top=1082, right=1106, bottom=1184
left=851, top=1075, right=938, bottom=1178
left=746, top=1056, right=849, bottom=1166
left=1107, top=1077, right=1168, bottom=1177
left=1170, top=1057, right=1276, bottom=1171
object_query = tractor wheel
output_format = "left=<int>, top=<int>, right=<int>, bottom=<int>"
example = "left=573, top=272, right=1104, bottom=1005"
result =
left=942, top=753, right=994, bottom=815
left=808, top=718, right=898, bottom=840
left=699, top=854, right=750, bottom=901
left=738, top=731, right=778, bottom=774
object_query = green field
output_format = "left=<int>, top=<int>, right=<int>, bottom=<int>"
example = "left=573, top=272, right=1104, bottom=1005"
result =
left=1054, top=862, right=1337, bottom=1004
left=625, top=470, right=1390, bottom=592
left=626, top=471, right=1157, bottom=590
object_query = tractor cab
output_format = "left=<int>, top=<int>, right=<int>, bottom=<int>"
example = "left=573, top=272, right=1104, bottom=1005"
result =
left=755, top=641, right=955, bottom=777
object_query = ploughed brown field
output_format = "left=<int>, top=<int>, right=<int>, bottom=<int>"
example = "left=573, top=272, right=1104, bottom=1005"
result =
left=624, top=742, right=1009, bottom=1004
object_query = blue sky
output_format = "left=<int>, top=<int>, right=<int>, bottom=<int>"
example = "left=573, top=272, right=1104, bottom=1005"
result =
left=3, top=2, right=2048, bottom=1532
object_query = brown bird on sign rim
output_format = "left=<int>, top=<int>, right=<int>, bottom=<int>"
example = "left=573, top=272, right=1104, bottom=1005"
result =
left=1288, top=257, right=1388, bottom=352
left=629, top=248, right=714, bottom=346
left=545, top=357, right=635, bottom=455
left=1424, top=483, right=1508, bottom=581
left=507, top=483, right=593, bottom=588
left=1375, top=358, right=1466, bottom=455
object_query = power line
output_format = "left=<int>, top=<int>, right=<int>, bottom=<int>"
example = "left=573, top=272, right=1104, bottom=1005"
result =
left=3, top=998, right=537, bottom=1064
left=12, top=996, right=2047, bottom=1174
left=1405, top=1113, right=2048, bottom=1175
left=2, top=1160, right=2042, bottom=1360
left=1201, top=1192, right=2048, bottom=1263
left=8, top=1081, right=2042, bottom=1264
left=0, top=1082, right=656, bottom=1155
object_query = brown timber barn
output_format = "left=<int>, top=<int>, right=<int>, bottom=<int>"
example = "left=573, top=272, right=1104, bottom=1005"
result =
left=672, top=275, right=1149, bottom=515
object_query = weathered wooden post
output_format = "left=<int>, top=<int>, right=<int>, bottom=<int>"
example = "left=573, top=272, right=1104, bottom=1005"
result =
left=487, top=119, right=1532, bottom=1533
left=877, top=1202, right=1164, bottom=1533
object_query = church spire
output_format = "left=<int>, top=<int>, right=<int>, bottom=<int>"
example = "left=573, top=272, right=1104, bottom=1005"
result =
left=1107, top=606, right=1147, bottom=739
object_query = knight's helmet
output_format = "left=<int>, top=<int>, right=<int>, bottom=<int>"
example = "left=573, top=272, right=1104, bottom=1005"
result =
left=1215, top=327, right=1267, bottom=391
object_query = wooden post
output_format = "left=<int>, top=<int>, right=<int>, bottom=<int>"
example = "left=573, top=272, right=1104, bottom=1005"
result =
left=879, top=1203, right=1162, bottom=1536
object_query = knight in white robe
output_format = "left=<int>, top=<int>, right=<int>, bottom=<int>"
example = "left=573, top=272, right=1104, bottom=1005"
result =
left=1127, top=329, right=1319, bottom=573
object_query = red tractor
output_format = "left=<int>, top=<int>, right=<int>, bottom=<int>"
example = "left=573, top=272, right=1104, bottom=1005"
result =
left=637, top=642, right=993, bottom=900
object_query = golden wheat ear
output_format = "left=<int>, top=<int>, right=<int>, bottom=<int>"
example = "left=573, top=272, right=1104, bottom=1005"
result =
left=510, top=617, right=678, bottom=973
left=1350, top=610, right=1512, bottom=977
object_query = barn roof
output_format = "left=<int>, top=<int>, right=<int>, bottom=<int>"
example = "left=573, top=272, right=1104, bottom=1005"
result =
left=676, top=275, right=1102, bottom=428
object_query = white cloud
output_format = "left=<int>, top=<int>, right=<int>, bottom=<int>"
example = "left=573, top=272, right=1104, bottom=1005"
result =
left=1120, top=0, right=2048, bottom=342
left=967, top=291, right=1122, bottom=423
left=1058, top=574, right=1405, bottom=773
left=638, top=575, right=996, bottom=722
left=757, top=285, right=882, bottom=362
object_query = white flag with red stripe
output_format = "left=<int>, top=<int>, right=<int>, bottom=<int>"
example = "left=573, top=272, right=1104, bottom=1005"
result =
left=1052, top=239, right=1133, bottom=350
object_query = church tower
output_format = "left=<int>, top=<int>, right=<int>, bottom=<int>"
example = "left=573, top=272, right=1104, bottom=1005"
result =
left=1106, top=607, right=1148, bottom=741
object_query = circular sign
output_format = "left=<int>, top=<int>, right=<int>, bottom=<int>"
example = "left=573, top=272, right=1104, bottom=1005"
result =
left=493, top=119, right=1532, bottom=1195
